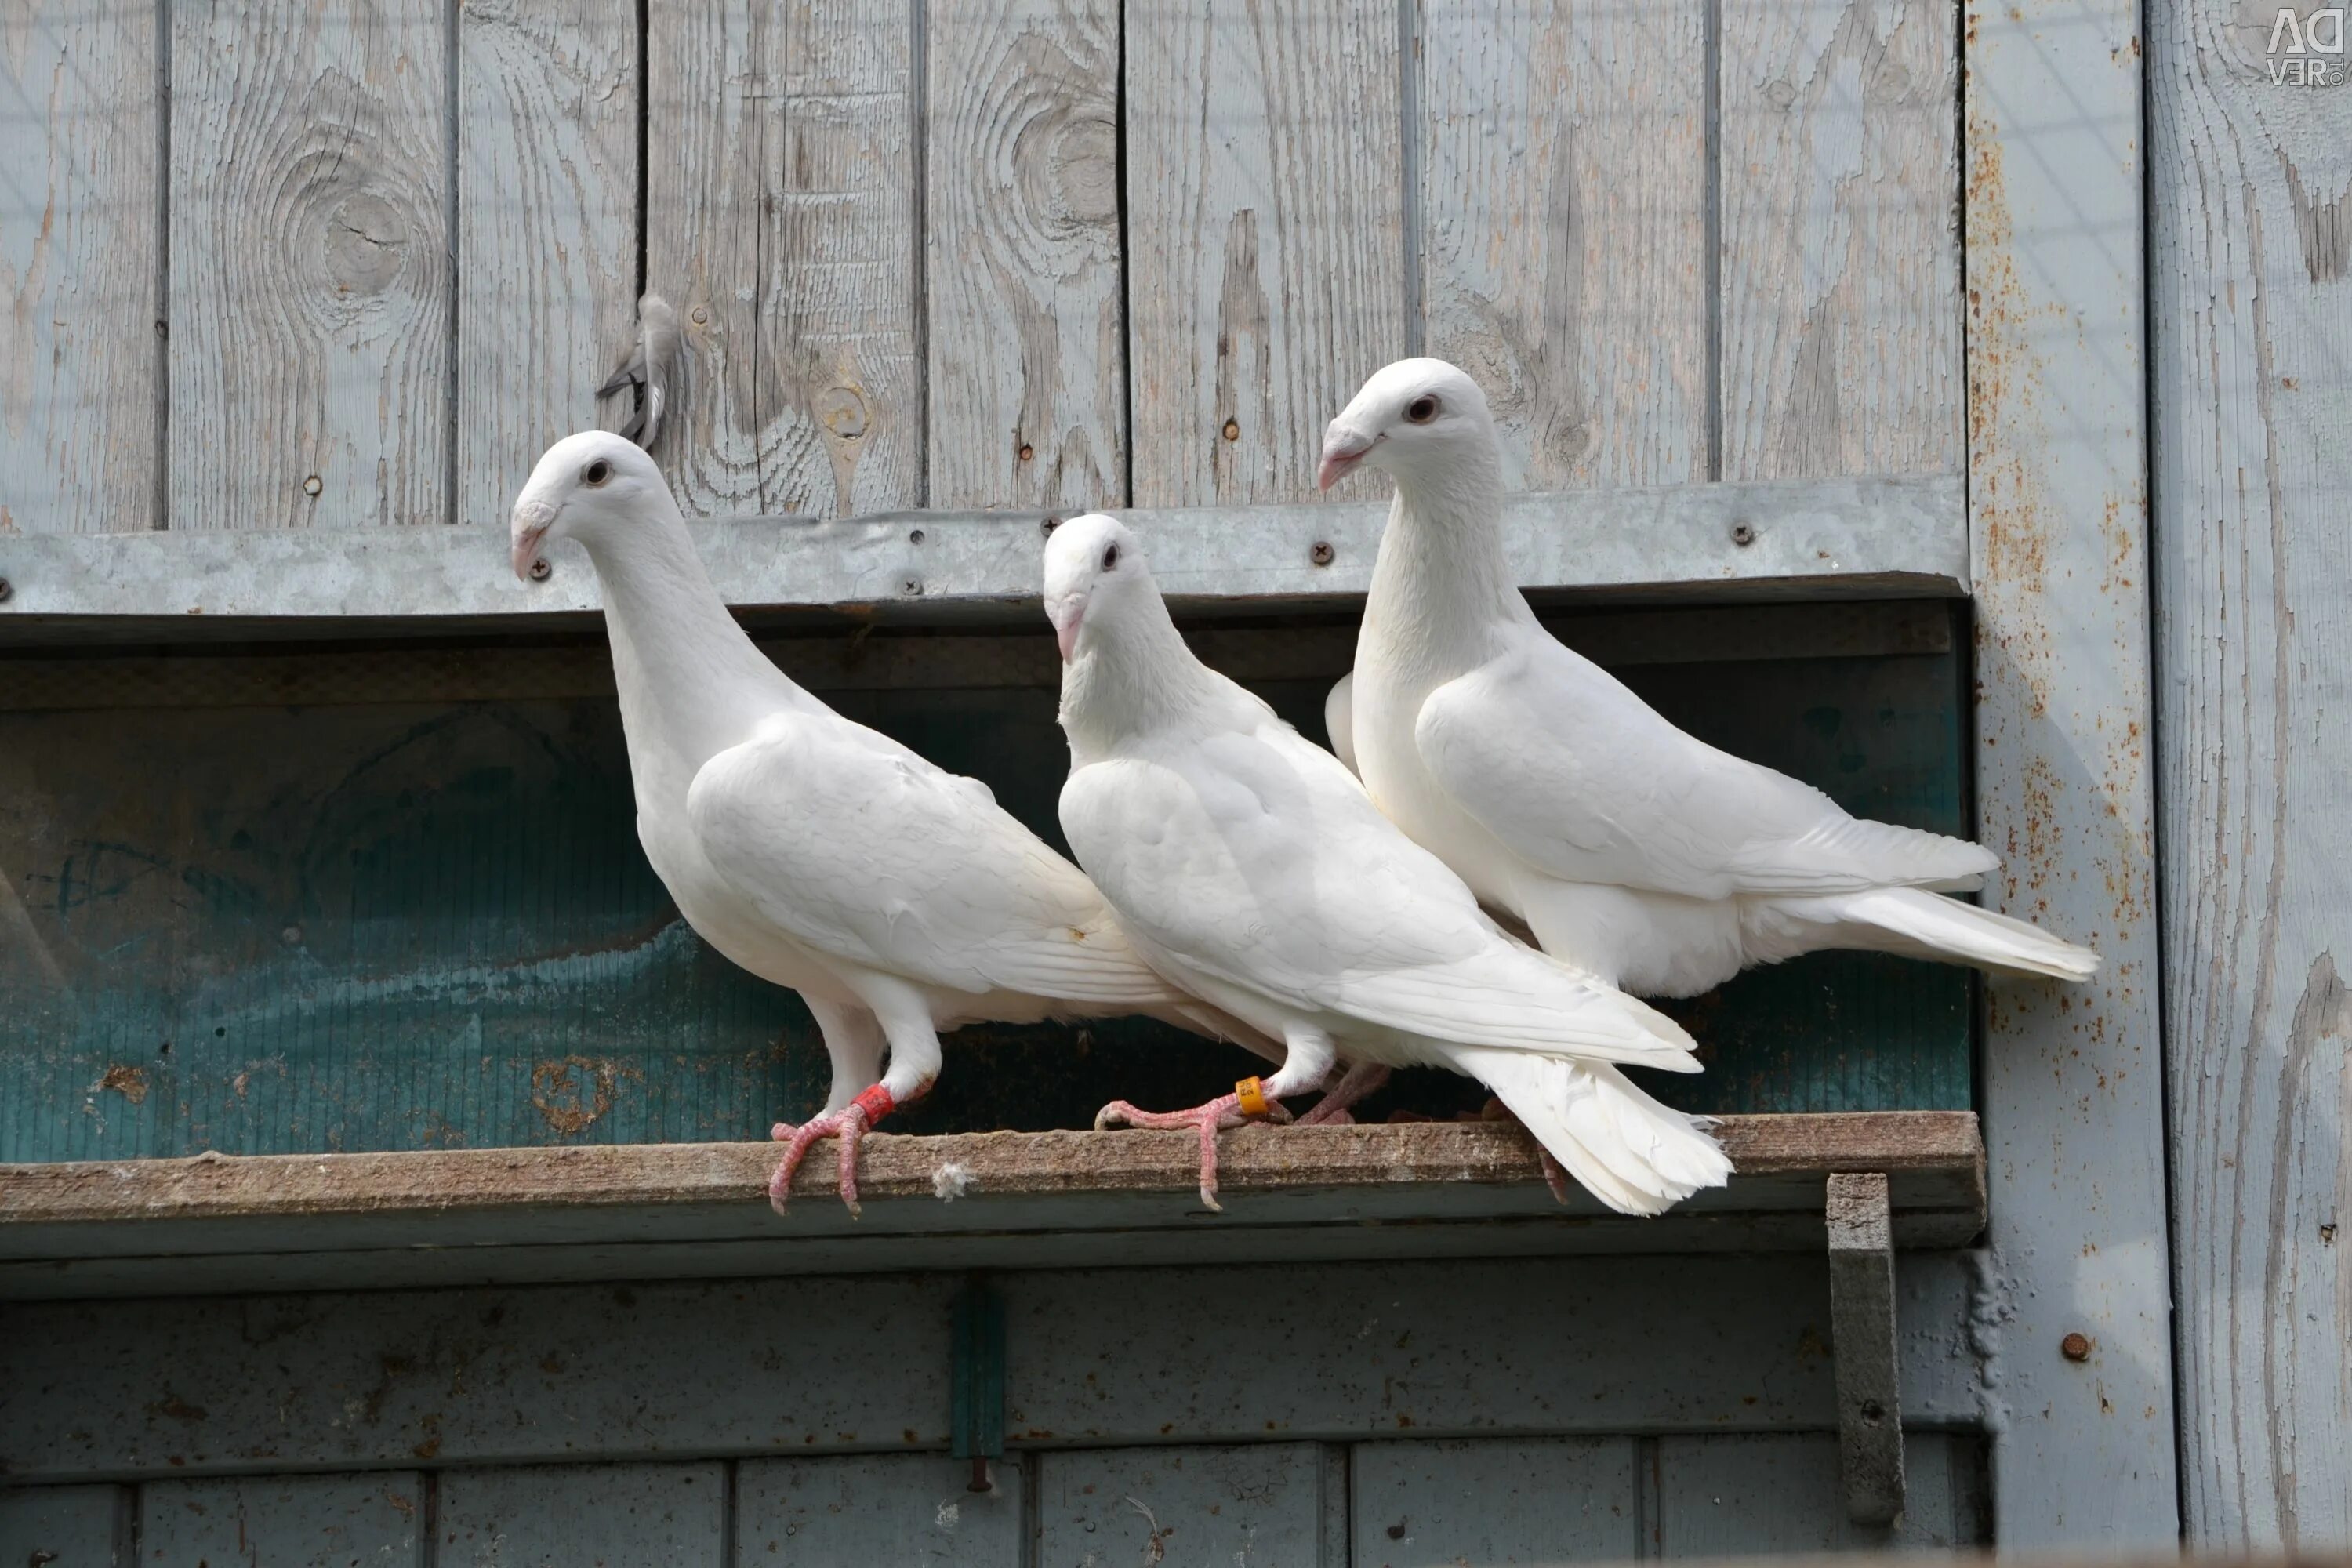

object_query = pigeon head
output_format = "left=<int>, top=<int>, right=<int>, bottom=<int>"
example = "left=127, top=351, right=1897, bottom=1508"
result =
left=510, top=430, right=667, bottom=581
left=1318, top=358, right=1494, bottom=492
left=1042, top=513, right=1152, bottom=663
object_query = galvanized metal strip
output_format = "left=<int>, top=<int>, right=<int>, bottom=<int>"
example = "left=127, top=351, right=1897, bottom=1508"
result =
left=1964, top=0, right=2179, bottom=1546
left=0, top=600, right=1954, bottom=712
left=0, top=475, right=1965, bottom=637
left=1827, top=1172, right=1905, bottom=1526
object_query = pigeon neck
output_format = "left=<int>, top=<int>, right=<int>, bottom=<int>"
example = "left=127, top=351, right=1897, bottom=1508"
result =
left=1058, top=590, right=1220, bottom=759
left=579, top=505, right=804, bottom=772
left=1364, top=461, right=1530, bottom=665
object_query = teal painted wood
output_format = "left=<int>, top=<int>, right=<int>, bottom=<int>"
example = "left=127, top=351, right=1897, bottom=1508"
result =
left=1350, top=1438, right=1641, bottom=1566
left=437, top=1464, right=724, bottom=1566
left=1036, top=1443, right=1340, bottom=1568
left=1653, top=1433, right=1983, bottom=1554
left=137, top=1474, right=422, bottom=1567
left=0, top=609, right=1966, bottom=1162
left=736, top=1455, right=1022, bottom=1565
left=0, top=1486, right=124, bottom=1567
left=0, top=1258, right=1984, bottom=1480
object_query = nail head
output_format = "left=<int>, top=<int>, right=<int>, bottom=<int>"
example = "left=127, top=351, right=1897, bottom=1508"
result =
left=303, top=475, right=323, bottom=497
left=2060, top=1332, right=2091, bottom=1361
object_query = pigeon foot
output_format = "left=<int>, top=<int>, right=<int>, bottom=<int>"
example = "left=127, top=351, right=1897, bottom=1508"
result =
left=770, top=1084, right=897, bottom=1217
left=1094, top=1086, right=1292, bottom=1213
left=1294, top=1061, right=1392, bottom=1127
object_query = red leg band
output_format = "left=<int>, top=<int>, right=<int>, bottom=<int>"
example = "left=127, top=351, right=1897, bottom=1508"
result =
left=851, top=1083, right=897, bottom=1123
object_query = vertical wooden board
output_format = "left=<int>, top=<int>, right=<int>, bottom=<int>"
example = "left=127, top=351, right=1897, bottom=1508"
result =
left=1965, top=0, right=2176, bottom=1547
left=736, top=1454, right=1022, bottom=1563
left=1717, top=0, right=1960, bottom=480
left=1126, top=0, right=1405, bottom=506
left=0, top=2, right=158, bottom=535
left=168, top=1, right=450, bottom=531
left=140, top=1474, right=423, bottom=1567
left=924, top=0, right=1123, bottom=511
left=0, top=1486, right=124, bottom=1566
left=438, top=1464, right=724, bottom=1566
left=1349, top=1437, right=1639, bottom=1566
left=1417, top=0, right=1708, bottom=488
left=2149, top=2, right=2352, bottom=1546
left=456, top=0, right=640, bottom=527
left=755, top=0, right=918, bottom=517
left=1653, top=1432, right=1978, bottom=1553
left=644, top=0, right=765, bottom=514
left=1036, top=1443, right=1331, bottom=1568
left=648, top=1, right=917, bottom=519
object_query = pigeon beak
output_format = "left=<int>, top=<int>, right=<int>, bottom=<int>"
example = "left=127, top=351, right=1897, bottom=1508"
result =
left=1048, top=595, right=1086, bottom=662
left=1317, top=429, right=1377, bottom=491
left=510, top=497, right=558, bottom=583
left=511, top=523, right=550, bottom=583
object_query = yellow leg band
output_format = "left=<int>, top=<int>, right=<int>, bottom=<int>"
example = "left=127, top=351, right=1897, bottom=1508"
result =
left=1234, top=1076, right=1270, bottom=1117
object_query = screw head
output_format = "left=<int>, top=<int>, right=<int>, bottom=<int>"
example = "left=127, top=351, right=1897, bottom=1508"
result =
left=303, top=474, right=323, bottom=498
left=2060, top=1331, right=2092, bottom=1361
left=900, top=576, right=922, bottom=596
left=908, top=528, right=924, bottom=544
left=1730, top=522, right=1756, bottom=546
left=1041, top=517, right=1060, bottom=535
left=1309, top=540, right=1335, bottom=567
left=528, top=557, right=551, bottom=582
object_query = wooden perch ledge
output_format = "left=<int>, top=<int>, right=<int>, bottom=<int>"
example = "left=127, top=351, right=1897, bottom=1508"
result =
left=0, top=1112, right=1982, bottom=1301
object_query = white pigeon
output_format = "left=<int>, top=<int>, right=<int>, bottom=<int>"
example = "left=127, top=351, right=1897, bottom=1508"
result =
left=509, top=434, right=1269, bottom=1213
left=1045, top=513, right=1732, bottom=1216
left=1317, top=358, right=2100, bottom=999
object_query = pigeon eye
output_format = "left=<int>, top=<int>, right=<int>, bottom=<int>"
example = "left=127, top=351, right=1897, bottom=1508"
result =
left=583, top=459, right=612, bottom=486
left=1102, top=543, right=1120, bottom=571
left=1405, top=395, right=1440, bottom=424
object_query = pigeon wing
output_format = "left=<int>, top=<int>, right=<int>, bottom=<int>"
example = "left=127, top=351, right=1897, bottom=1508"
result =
left=1414, top=635, right=1998, bottom=900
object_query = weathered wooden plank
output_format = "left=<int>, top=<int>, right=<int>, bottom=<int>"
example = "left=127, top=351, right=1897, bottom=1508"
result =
left=167, top=0, right=449, bottom=531
left=0, top=1115, right=1980, bottom=1225
left=1825, top=1172, right=1903, bottom=1525
left=648, top=0, right=916, bottom=520
left=456, top=0, right=640, bottom=528
left=438, top=1464, right=724, bottom=1565
left=1417, top=0, right=1708, bottom=488
left=2150, top=2, right=2352, bottom=1547
left=0, top=473, right=1973, bottom=636
left=1349, top=1438, right=1641, bottom=1566
left=736, top=1454, right=1022, bottom=1563
left=1717, top=0, right=1961, bottom=480
left=1036, top=1443, right=1332, bottom=1567
left=0, top=1486, right=124, bottom=1567
left=0, top=1116, right=1985, bottom=1296
left=1125, top=0, right=1404, bottom=506
left=139, top=1475, right=423, bottom=1567
left=0, top=1254, right=1985, bottom=1479
left=924, top=0, right=1123, bottom=511
left=0, top=2, right=159, bottom=536
left=1965, top=0, right=2178, bottom=1547
left=1654, top=1432, right=1976, bottom=1552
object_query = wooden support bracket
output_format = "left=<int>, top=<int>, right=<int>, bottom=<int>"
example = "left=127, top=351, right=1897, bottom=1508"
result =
left=1827, top=1171, right=1905, bottom=1526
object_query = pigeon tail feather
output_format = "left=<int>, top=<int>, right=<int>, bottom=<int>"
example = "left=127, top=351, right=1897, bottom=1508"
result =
left=1450, top=1047, right=1730, bottom=1216
left=1771, top=886, right=2101, bottom=981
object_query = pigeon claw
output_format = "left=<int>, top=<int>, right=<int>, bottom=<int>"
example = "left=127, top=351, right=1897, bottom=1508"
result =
left=768, top=1102, right=875, bottom=1218
left=1091, top=1092, right=1292, bottom=1214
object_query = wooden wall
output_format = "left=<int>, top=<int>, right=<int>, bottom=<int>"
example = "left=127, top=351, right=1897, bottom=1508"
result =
left=0, top=0, right=1961, bottom=534
left=2151, top=0, right=2352, bottom=1544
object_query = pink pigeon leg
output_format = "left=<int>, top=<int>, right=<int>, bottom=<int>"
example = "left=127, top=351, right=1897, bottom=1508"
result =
left=1094, top=1089, right=1291, bottom=1213
left=1294, top=1060, right=1392, bottom=1126
left=771, top=1083, right=905, bottom=1217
